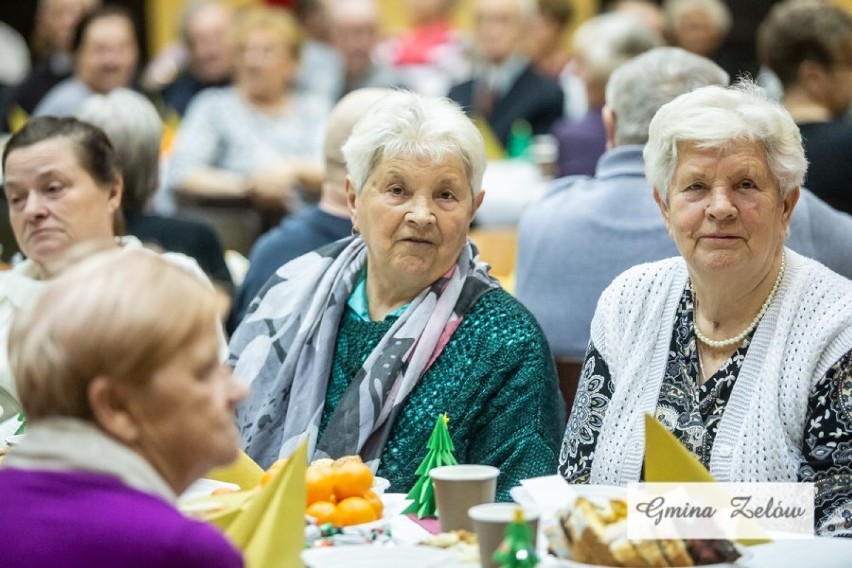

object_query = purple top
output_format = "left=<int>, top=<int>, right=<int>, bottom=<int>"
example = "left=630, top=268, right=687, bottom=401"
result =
left=0, top=468, right=244, bottom=568
left=550, top=109, right=607, bottom=178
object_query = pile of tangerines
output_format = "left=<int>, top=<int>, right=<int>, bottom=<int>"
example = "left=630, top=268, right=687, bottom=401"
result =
left=260, top=455, right=384, bottom=527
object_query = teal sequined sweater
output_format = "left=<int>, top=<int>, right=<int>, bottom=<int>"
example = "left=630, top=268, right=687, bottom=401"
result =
left=317, top=288, right=566, bottom=501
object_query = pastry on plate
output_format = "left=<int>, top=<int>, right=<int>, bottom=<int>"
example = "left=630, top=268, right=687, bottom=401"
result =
left=557, top=497, right=741, bottom=567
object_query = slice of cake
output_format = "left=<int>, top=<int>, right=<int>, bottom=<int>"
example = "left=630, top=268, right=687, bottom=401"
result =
left=610, top=537, right=652, bottom=567
left=556, top=497, right=741, bottom=567
left=564, top=497, right=627, bottom=566
left=658, top=539, right=694, bottom=566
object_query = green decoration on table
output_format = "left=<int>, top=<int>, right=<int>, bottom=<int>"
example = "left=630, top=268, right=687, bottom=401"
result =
left=14, top=412, right=25, bottom=435
left=402, top=413, right=458, bottom=518
left=507, top=119, right=532, bottom=160
left=493, top=508, right=539, bottom=568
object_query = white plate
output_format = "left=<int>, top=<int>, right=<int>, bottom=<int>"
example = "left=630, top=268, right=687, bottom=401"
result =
left=309, top=493, right=412, bottom=530
left=4, top=434, right=26, bottom=446
left=373, top=476, right=390, bottom=494
left=378, top=493, right=410, bottom=517
left=302, top=545, right=454, bottom=567
left=179, top=478, right=240, bottom=501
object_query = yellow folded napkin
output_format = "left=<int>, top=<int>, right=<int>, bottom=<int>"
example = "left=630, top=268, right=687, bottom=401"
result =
left=472, top=116, right=506, bottom=160
left=644, top=414, right=769, bottom=545
left=184, top=490, right=257, bottom=532
left=206, top=449, right=265, bottom=491
left=225, top=440, right=308, bottom=568
left=644, top=414, right=716, bottom=483
left=8, top=104, right=28, bottom=133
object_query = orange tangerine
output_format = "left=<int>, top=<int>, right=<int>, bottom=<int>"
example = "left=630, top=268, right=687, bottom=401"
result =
left=260, top=458, right=288, bottom=487
left=363, top=489, right=384, bottom=518
left=306, top=464, right=337, bottom=505
left=333, top=455, right=363, bottom=466
left=306, top=500, right=337, bottom=525
left=332, top=496, right=378, bottom=527
left=333, top=460, right=373, bottom=500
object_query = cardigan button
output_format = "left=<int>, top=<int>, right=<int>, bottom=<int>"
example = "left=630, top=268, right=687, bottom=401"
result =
left=718, top=445, right=732, bottom=457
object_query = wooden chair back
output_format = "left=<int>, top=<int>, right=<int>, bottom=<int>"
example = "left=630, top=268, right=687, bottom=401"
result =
left=555, top=356, right=584, bottom=414
left=468, top=227, right=517, bottom=290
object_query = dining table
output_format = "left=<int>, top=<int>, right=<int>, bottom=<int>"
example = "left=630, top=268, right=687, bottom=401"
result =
left=302, top=492, right=852, bottom=568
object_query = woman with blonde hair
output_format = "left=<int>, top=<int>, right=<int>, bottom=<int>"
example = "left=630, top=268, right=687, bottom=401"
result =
left=166, top=5, right=328, bottom=231
left=0, top=249, right=246, bottom=566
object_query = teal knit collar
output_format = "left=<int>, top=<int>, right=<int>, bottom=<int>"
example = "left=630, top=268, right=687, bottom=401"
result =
left=346, top=264, right=409, bottom=322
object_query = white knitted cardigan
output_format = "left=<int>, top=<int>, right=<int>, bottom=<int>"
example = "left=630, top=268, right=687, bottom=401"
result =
left=589, top=249, right=852, bottom=484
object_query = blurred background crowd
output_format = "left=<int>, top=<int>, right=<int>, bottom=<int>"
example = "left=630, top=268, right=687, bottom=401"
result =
left=0, top=0, right=850, bottom=324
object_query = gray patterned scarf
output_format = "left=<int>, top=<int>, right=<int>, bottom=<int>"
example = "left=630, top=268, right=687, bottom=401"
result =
left=229, top=236, right=499, bottom=470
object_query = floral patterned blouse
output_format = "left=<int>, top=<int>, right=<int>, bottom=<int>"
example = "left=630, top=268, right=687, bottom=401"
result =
left=558, top=286, right=852, bottom=536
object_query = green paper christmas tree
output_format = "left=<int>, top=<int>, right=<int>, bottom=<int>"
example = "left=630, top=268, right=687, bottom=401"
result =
left=493, top=508, right=539, bottom=568
left=402, top=413, right=458, bottom=518
left=14, top=412, right=25, bottom=435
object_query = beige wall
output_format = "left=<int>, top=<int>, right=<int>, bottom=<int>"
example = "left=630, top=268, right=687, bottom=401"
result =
left=147, top=0, right=852, bottom=58
left=145, top=0, right=257, bottom=56
left=376, top=0, right=600, bottom=35
left=377, top=0, right=600, bottom=36
left=147, top=0, right=600, bottom=56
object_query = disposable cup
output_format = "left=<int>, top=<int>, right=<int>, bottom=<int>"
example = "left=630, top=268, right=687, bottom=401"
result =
left=468, top=503, right=540, bottom=568
left=429, top=464, right=499, bottom=532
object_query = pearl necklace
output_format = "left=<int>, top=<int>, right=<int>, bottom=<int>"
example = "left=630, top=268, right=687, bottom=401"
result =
left=692, top=251, right=786, bottom=349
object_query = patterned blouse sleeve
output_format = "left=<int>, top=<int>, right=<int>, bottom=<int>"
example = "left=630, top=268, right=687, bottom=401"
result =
left=798, top=349, right=852, bottom=537
left=557, top=341, right=615, bottom=484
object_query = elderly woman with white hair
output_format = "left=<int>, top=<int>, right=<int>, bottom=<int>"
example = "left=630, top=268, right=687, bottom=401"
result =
left=229, top=90, right=565, bottom=500
left=559, top=80, right=852, bottom=536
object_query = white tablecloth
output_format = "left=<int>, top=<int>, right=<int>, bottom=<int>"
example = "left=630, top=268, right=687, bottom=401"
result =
left=533, top=538, right=852, bottom=567
left=477, top=160, right=548, bottom=227
left=747, top=538, right=852, bottom=567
